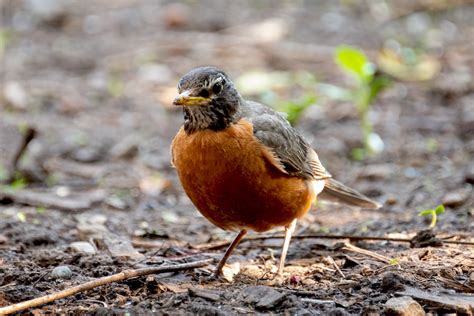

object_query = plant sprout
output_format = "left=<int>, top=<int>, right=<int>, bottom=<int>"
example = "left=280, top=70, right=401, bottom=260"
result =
left=418, top=204, right=445, bottom=228
left=330, top=45, right=392, bottom=159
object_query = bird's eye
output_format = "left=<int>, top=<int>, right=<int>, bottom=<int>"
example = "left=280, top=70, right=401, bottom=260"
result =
left=198, top=89, right=210, bottom=98
left=212, top=82, right=222, bottom=95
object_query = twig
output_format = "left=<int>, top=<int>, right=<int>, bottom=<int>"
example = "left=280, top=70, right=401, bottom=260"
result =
left=0, top=259, right=212, bottom=315
left=300, top=298, right=335, bottom=305
left=192, top=234, right=474, bottom=250
left=327, top=256, right=345, bottom=278
left=341, top=243, right=391, bottom=264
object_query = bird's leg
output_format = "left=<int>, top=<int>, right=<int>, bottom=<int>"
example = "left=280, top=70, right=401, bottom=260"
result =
left=215, top=229, right=247, bottom=277
left=278, top=218, right=297, bottom=276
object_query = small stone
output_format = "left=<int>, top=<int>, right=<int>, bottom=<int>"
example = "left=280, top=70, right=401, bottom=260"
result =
left=188, top=288, right=221, bottom=302
left=381, top=272, right=405, bottom=292
left=469, top=272, right=474, bottom=286
left=221, top=262, right=240, bottom=282
left=3, top=82, right=28, bottom=110
left=385, top=194, right=398, bottom=205
left=69, top=241, right=96, bottom=255
left=51, top=265, right=72, bottom=279
left=410, top=230, right=443, bottom=248
left=384, top=296, right=425, bottom=316
left=242, top=286, right=286, bottom=310
left=72, top=147, right=103, bottom=163
left=442, top=188, right=471, bottom=207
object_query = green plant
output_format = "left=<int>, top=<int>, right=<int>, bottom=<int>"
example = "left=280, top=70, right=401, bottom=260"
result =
left=1, top=174, right=28, bottom=193
left=278, top=94, right=317, bottom=124
left=0, top=28, right=13, bottom=59
left=330, top=46, right=392, bottom=159
left=236, top=70, right=318, bottom=124
left=418, top=204, right=445, bottom=228
left=389, top=258, right=400, bottom=266
left=107, top=72, right=125, bottom=98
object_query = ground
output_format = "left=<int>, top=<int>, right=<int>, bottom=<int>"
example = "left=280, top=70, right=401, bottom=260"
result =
left=0, top=0, right=473, bottom=315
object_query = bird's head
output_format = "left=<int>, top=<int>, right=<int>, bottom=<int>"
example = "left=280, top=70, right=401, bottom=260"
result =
left=173, top=67, right=242, bottom=133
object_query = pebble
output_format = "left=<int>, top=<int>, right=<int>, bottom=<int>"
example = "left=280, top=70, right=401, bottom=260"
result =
left=221, top=262, right=240, bottom=282
left=3, top=81, right=28, bottom=110
left=358, top=164, right=394, bottom=180
left=469, top=272, right=474, bottom=286
left=384, top=296, right=425, bottom=316
left=385, top=194, right=398, bottom=205
left=243, top=286, right=286, bottom=310
left=188, top=288, right=221, bottom=302
left=442, top=187, right=471, bottom=207
left=51, top=265, right=72, bottom=279
left=69, top=241, right=96, bottom=255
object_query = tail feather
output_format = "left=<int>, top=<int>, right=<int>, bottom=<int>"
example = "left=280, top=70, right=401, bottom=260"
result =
left=319, top=178, right=381, bottom=209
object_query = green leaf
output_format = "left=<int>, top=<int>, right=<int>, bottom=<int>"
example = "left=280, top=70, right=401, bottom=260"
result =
left=278, top=94, right=317, bottom=124
left=418, top=209, right=434, bottom=217
left=435, top=204, right=445, bottom=215
left=335, top=46, right=374, bottom=82
left=10, top=177, right=27, bottom=191
left=36, top=207, right=46, bottom=214
left=389, top=258, right=400, bottom=266
left=350, top=147, right=367, bottom=161
left=367, top=74, right=392, bottom=105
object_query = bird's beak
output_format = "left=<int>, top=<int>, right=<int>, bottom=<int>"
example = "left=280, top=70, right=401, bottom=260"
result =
left=173, top=90, right=210, bottom=106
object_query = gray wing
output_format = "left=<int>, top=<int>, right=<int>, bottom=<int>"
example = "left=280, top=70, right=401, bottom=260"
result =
left=240, top=101, right=331, bottom=180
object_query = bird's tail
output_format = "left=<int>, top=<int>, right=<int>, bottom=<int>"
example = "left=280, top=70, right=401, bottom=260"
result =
left=319, top=178, right=381, bottom=209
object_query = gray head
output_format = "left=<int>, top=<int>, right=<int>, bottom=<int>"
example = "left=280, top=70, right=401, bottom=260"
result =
left=173, top=67, right=242, bottom=133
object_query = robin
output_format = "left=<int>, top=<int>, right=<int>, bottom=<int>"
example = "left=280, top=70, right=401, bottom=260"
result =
left=171, top=66, right=381, bottom=277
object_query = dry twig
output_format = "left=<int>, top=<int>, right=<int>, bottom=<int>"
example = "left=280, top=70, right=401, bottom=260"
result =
left=341, top=243, right=391, bottom=264
left=327, top=256, right=346, bottom=278
left=0, top=259, right=212, bottom=315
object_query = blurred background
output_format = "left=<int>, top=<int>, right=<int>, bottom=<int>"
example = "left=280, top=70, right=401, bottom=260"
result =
left=0, top=0, right=473, bottom=313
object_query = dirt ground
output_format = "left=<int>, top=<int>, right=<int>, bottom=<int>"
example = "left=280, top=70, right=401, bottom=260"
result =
left=1, top=0, right=473, bottom=314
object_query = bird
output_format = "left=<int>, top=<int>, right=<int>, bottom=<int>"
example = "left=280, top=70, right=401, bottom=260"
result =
left=170, top=66, right=381, bottom=277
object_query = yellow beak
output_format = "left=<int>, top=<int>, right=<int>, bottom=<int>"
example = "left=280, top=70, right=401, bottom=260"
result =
left=173, top=90, right=210, bottom=106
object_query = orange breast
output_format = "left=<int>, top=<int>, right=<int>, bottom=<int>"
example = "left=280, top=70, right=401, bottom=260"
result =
left=171, top=119, right=315, bottom=232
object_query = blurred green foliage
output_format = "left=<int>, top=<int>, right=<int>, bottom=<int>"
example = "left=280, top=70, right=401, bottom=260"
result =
left=236, top=47, right=392, bottom=151
left=107, top=72, right=126, bottom=98
left=0, top=28, right=13, bottom=59
left=236, top=71, right=318, bottom=124
left=334, top=46, right=392, bottom=159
